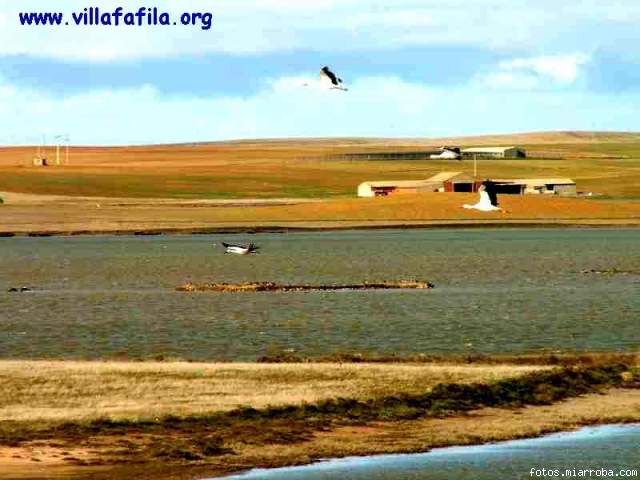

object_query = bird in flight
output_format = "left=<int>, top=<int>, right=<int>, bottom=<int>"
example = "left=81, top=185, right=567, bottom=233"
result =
left=221, top=242, right=260, bottom=255
left=463, top=181, right=503, bottom=212
left=303, top=66, right=349, bottom=91
left=320, top=66, right=348, bottom=91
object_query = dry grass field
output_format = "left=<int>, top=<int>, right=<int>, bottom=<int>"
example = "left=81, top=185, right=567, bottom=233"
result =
left=0, top=361, right=543, bottom=423
left=0, top=361, right=637, bottom=480
left=3, top=389, right=640, bottom=480
left=1, top=131, right=640, bottom=201
left=1, top=132, right=640, bottom=233
left=1, top=192, right=638, bottom=234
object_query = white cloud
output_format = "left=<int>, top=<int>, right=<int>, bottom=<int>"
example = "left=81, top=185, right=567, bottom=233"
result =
left=1, top=71, right=639, bottom=145
left=479, top=53, right=591, bottom=89
left=499, top=53, right=590, bottom=84
left=0, top=72, right=439, bottom=144
left=480, top=72, right=541, bottom=90
left=3, top=1, right=640, bottom=61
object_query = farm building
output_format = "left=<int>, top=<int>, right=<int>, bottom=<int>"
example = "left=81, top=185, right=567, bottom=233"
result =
left=357, top=180, right=432, bottom=197
left=494, top=178, right=577, bottom=196
left=357, top=172, right=576, bottom=197
left=332, top=150, right=440, bottom=161
left=461, top=146, right=527, bottom=159
left=32, top=156, right=48, bottom=167
left=428, top=172, right=476, bottom=192
left=357, top=172, right=476, bottom=197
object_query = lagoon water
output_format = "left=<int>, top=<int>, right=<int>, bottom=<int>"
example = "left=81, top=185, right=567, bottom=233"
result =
left=215, top=424, right=640, bottom=480
left=0, top=228, right=638, bottom=359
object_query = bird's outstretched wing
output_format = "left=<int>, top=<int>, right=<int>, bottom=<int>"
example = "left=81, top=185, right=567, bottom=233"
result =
left=320, top=66, right=349, bottom=91
left=482, top=181, right=500, bottom=207
left=487, top=189, right=499, bottom=207
left=222, top=242, right=244, bottom=249
left=320, top=66, right=340, bottom=86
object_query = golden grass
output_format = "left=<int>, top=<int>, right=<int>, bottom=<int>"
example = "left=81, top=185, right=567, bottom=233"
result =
left=1, top=381, right=639, bottom=480
left=1, top=133, right=640, bottom=232
left=1, top=193, right=638, bottom=234
left=1, top=133, right=640, bottom=200
left=280, top=388, right=640, bottom=460
left=254, top=193, right=640, bottom=221
left=3, top=390, right=639, bottom=480
left=0, top=361, right=544, bottom=423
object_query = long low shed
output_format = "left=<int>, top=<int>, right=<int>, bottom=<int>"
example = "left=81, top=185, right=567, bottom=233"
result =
left=495, top=178, right=577, bottom=196
left=461, top=146, right=526, bottom=159
left=357, top=172, right=475, bottom=197
left=357, top=180, right=437, bottom=197
left=334, top=151, right=442, bottom=161
left=357, top=173, right=576, bottom=197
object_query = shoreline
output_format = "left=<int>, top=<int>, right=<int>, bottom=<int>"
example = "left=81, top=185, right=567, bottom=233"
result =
left=4, top=410, right=640, bottom=480
left=4, top=394, right=640, bottom=480
left=0, top=361, right=637, bottom=480
left=217, top=422, right=640, bottom=480
left=2, top=219, right=640, bottom=238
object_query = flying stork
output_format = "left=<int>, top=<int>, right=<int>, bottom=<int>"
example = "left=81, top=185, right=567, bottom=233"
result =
left=463, top=181, right=504, bottom=212
left=319, top=66, right=348, bottom=91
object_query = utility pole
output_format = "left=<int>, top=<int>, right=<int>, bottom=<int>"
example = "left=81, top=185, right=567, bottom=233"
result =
left=54, top=134, right=70, bottom=166
left=54, top=135, right=62, bottom=166
left=473, top=154, right=478, bottom=192
left=65, top=135, right=70, bottom=165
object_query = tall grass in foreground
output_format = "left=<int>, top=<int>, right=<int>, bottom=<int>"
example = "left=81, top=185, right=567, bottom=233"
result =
left=0, top=361, right=543, bottom=423
left=1, top=363, right=635, bottom=445
left=227, top=363, right=635, bottom=422
left=0, top=363, right=635, bottom=469
left=258, top=351, right=640, bottom=366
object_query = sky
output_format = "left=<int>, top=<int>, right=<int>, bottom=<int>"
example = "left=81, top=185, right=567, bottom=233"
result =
left=2, top=0, right=640, bottom=145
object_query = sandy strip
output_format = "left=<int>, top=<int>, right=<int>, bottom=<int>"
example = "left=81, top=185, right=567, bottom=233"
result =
left=1, top=388, right=638, bottom=480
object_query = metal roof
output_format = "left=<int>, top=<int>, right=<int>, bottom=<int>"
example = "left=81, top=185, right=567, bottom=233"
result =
left=360, top=180, right=432, bottom=188
left=460, top=146, right=522, bottom=153
left=360, top=172, right=475, bottom=189
left=495, top=178, right=575, bottom=186
left=426, top=171, right=472, bottom=183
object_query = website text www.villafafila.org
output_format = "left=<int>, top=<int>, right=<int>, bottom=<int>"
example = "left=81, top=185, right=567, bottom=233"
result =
left=18, top=7, right=214, bottom=30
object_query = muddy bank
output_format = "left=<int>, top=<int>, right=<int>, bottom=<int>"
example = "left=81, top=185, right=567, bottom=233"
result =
left=177, top=280, right=435, bottom=293
left=2, top=220, right=640, bottom=238
left=0, top=364, right=638, bottom=480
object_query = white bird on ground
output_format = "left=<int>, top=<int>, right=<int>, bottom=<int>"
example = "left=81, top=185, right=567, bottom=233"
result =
left=221, top=242, right=260, bottom=255
left=463, top=181, right=503, bottom=212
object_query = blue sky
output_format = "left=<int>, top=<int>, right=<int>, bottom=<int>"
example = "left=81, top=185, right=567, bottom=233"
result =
left=1, top=0, right=640, bottom=145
